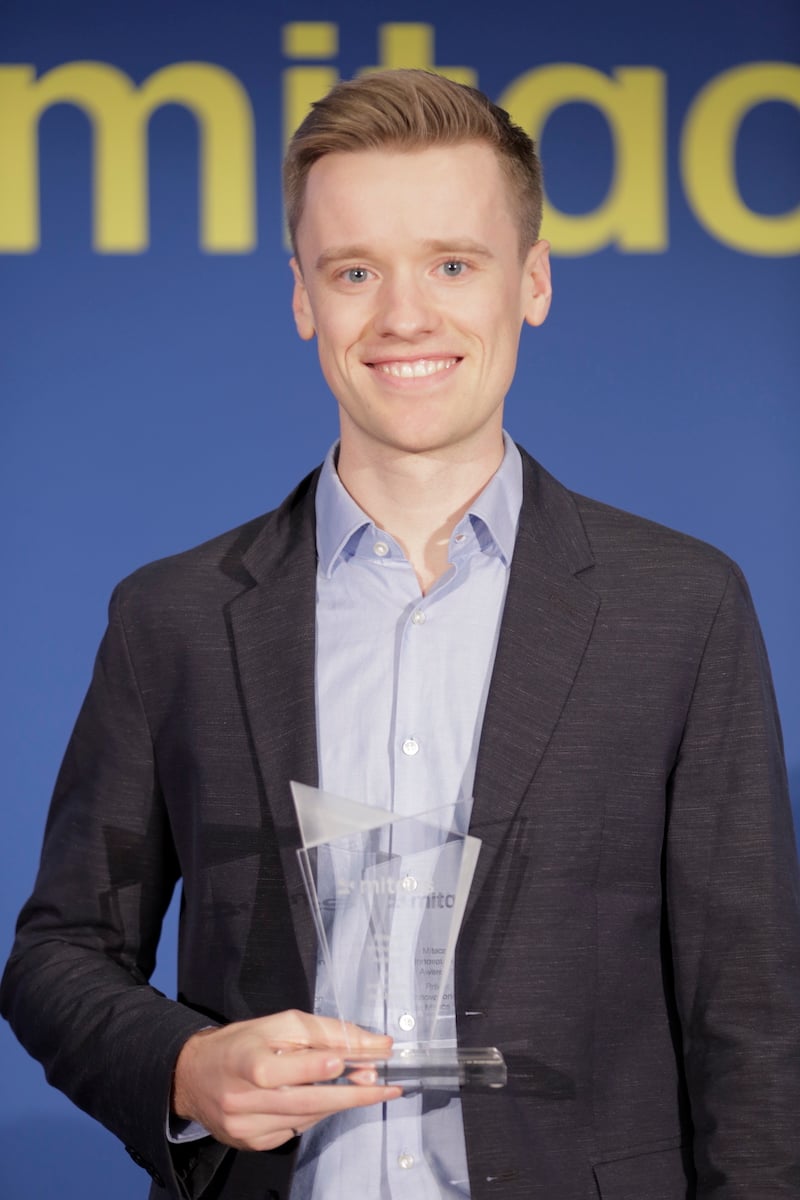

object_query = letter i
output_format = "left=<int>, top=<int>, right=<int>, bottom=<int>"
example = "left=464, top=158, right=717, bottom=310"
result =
left=282, top=23, right=339, bottom=155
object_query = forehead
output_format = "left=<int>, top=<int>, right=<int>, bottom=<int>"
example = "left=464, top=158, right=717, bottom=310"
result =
left=297, top=141, right=519, bottom=252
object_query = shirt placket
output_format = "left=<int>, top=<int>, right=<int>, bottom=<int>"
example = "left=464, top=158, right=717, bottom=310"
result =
left=385, top=589, right=440, bottom=1195
left=386, top=555, right=479, bottom=1197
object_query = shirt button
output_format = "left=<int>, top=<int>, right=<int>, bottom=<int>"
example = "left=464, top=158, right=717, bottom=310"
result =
left=373, top=541, right=389, bottom=557
left=411, top=610, right=426, bottom=625
left=398, top=1012, right=416, bottom=1032
left=401, top=738, right=419, bottom=756
left=397, top=1152, right=415, bottom=1170
left=401, top=875, right=418, bottom=892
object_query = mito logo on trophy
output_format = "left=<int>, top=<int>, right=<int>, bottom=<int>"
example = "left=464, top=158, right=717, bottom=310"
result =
left=291, top=781, right=507, bottom=1090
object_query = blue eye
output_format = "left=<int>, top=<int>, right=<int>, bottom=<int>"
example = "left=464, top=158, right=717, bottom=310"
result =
left=345, top=267, right=369, bottom=283
left=441, top=260, right=466, bottom=277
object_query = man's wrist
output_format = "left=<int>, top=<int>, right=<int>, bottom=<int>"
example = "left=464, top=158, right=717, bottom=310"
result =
left=171, top=1026, right=219, bottom=1123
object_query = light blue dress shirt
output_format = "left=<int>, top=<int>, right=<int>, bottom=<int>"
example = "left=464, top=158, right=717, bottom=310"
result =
left=291, top=435, right=522, bottom=1200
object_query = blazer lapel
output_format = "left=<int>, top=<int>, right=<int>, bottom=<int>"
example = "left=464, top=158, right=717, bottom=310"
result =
left=228, top=470, right=321, bottom=1000
left=466, top=451, right=600, bottom=924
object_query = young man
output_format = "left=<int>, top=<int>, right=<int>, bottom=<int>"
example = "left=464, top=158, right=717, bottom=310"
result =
left=3, top=70, right=800, bottom=1200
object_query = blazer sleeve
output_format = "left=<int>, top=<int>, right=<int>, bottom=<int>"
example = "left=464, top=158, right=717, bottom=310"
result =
left=666, top=564, right=800, bottom=1197
left=0, top=583, right=228, bottom=1199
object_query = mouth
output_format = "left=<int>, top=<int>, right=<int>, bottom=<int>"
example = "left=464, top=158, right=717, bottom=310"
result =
left=366, top=357, right=461, bottom=380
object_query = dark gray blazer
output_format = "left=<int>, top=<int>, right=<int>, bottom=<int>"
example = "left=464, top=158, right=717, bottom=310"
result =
left=3, top=449, right=800, bottom=1200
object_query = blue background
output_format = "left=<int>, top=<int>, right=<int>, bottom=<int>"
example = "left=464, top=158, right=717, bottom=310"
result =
left=1, top=1, right=798, bottom=1195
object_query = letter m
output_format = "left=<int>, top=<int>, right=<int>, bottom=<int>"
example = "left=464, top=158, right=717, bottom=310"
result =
left=0, top=62, right=255, bottom=253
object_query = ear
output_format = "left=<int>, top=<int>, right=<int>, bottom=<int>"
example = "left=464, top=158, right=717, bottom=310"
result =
left=521, top=239, right=552, bottom=328
left=290, top=257, right=316, bottom=341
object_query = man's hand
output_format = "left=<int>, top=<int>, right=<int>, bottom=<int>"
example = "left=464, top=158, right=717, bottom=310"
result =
left=171, top=1010, right=401, bottom=1151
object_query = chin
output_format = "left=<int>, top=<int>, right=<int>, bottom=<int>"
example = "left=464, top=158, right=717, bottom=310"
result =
left=379, top=429, right=475, bottom=457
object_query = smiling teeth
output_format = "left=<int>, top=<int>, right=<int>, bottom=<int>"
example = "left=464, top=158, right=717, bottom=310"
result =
left=375, top=358, right=457, bottom=378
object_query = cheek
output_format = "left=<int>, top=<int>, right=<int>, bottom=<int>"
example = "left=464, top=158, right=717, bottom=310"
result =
left=314, top=328, right=365, bottom=395
left=472, top=309, right=522, bottom=368
left=458, top=288, right=518, bottom=335
left=316, top=309, right=369, bottom=360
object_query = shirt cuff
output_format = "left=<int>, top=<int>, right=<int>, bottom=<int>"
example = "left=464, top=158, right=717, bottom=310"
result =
left=167, top=1114, right=211, bottom=1143
left=167, top=1024, right=218, bottom=1143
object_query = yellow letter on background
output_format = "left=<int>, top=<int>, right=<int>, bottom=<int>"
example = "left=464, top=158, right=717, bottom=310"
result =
left=282, top=21, right=477, bottom=162
left=282, top=23, right=339, bottom=170
left=365, top=24, right=476, bottom=86
left=681, top=62, right=800, bottom=256
left=0, top=61, right=255, bottom=253
left=498, top=64, right=667, bottom=255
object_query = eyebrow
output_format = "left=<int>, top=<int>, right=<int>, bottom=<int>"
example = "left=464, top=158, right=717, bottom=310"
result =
left=314, top=246, right=371, bottom=272
left=314, top=238, right=494, bottom=273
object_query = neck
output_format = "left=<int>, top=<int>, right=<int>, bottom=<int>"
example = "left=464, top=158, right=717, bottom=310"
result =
left=336, top=437, right=505, bottom=594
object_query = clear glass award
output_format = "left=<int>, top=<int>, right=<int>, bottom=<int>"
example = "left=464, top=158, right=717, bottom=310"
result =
left=291, top=782, right=507, bottom=1090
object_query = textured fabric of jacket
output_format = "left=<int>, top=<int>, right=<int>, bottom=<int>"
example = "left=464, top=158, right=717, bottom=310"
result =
left=3, top=449, right=800, bottom=1200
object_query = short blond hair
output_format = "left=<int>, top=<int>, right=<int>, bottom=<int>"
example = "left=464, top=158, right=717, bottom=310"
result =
left=283, top=69, right=543, bottom=257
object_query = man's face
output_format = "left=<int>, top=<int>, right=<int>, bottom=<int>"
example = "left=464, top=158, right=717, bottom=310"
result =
left=291, top=141, right=551, bottom=463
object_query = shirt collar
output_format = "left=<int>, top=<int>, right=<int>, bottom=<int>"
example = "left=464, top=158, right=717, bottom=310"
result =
left=466, top=431, right=523, bottom=566
left=315, top=432, right=523, bottom=578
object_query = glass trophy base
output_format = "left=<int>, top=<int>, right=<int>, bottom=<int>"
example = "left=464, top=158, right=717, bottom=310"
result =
left=340, top=1046, right=507, bottom=1091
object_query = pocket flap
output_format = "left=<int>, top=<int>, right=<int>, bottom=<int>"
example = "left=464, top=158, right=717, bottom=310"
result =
left=593, top=1143, right=693, bottom=1199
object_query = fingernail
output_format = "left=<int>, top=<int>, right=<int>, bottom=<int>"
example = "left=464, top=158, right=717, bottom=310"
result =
left=325, top=1056, right=344, bottom=1072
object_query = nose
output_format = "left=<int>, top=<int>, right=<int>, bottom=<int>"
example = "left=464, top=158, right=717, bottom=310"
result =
left=372, top=272, right=440, bottom=339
